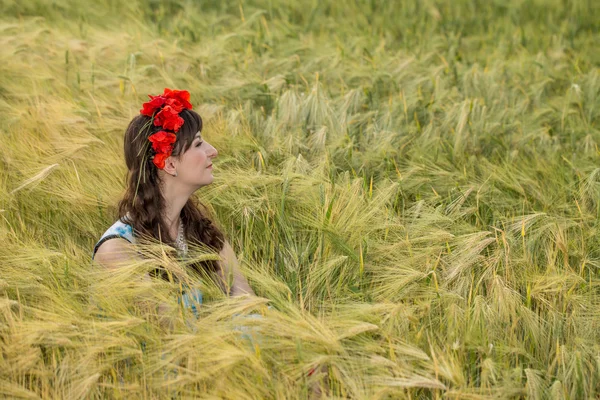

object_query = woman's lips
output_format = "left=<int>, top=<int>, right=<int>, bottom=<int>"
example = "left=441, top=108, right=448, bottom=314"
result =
left=207, top=164, right=213, bottom=169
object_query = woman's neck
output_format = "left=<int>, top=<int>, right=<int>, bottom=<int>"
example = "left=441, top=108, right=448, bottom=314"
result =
left=161, top=179, right=194, bottom=236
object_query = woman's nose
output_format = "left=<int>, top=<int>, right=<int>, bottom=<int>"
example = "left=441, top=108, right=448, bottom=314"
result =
left=208, top=143, right=218, bottom=158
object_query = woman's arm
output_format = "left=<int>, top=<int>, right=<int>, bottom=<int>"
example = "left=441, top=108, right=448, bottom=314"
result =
left=93, top=238, right=177, bottom=329
left=93, top=238, right=138, bottom=270
left=95, top=238, right=255, bottom=300
left=218, top=240, right=255, bottom=297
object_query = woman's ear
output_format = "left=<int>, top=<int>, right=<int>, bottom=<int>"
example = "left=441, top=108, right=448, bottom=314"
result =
left=162, top=156, right=178, bottom=176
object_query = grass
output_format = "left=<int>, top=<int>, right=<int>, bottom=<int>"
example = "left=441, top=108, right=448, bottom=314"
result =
left=1, top=0, right=599, bottom=398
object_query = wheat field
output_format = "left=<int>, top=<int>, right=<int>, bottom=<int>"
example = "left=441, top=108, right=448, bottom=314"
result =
left=1, top=0, right=599, bottom=398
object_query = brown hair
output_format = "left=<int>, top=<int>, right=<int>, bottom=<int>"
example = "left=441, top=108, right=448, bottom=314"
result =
left=117, top=108, right=225, bottom=278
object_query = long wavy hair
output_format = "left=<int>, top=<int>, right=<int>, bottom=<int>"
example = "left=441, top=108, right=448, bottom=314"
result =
left=117, top=108, right=225, bottom=278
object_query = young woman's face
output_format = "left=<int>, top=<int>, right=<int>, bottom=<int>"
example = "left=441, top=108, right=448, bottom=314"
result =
left=176, top=131, right=217, bottom=187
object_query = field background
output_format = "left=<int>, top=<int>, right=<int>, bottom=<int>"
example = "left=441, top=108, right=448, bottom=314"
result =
left=1, top=0, right=599, bottom=398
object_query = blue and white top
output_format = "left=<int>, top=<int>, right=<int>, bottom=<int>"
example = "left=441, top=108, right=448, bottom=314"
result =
left=92, top=218, right=135, bottom=260
left=92, top=217, right=204, bottom=315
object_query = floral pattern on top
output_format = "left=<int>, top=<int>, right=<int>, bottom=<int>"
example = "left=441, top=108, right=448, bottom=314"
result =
left=113, top=223, right=133, bottom=238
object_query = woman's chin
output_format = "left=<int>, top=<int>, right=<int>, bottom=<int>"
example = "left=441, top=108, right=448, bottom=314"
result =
left=193, top=176, right=214, bottom=189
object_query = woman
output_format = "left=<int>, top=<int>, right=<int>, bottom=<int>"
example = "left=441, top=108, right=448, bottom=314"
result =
left=91, top=88, right=325, bottom=393
left=92, top=88, right=254, bottom=309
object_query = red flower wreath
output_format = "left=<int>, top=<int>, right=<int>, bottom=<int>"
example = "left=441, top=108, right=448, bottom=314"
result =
left=140, top=88, right=193, bottom=169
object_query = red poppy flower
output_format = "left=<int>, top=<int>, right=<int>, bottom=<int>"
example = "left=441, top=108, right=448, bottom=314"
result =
left=152, top=152, right=170, bottom=169
left=140, top=94, right=166, bottom=116
left=164, top=97, right=185, bottom=113
left=162, top=88, right=192, bottom=110
left=153, top=105, right=184, bottom=132
left=140, top=88, right=191, bottom=117
left=148, top=130, right=177, bottom=153
left=148, top=131, right=177, bottom=169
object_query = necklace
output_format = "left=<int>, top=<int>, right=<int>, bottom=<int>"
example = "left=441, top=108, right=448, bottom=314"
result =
left=175, top=218, right=188, bottom=255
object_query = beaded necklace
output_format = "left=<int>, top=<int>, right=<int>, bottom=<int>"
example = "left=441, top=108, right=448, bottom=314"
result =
left=175, top=218, right=188, bottom=255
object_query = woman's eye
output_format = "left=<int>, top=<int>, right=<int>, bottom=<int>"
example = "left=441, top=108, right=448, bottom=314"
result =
left=196, top=141, right=203, bottom=147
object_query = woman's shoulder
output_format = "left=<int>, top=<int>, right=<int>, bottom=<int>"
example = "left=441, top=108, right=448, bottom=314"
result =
left=92, top=217, right=135, bottom=261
